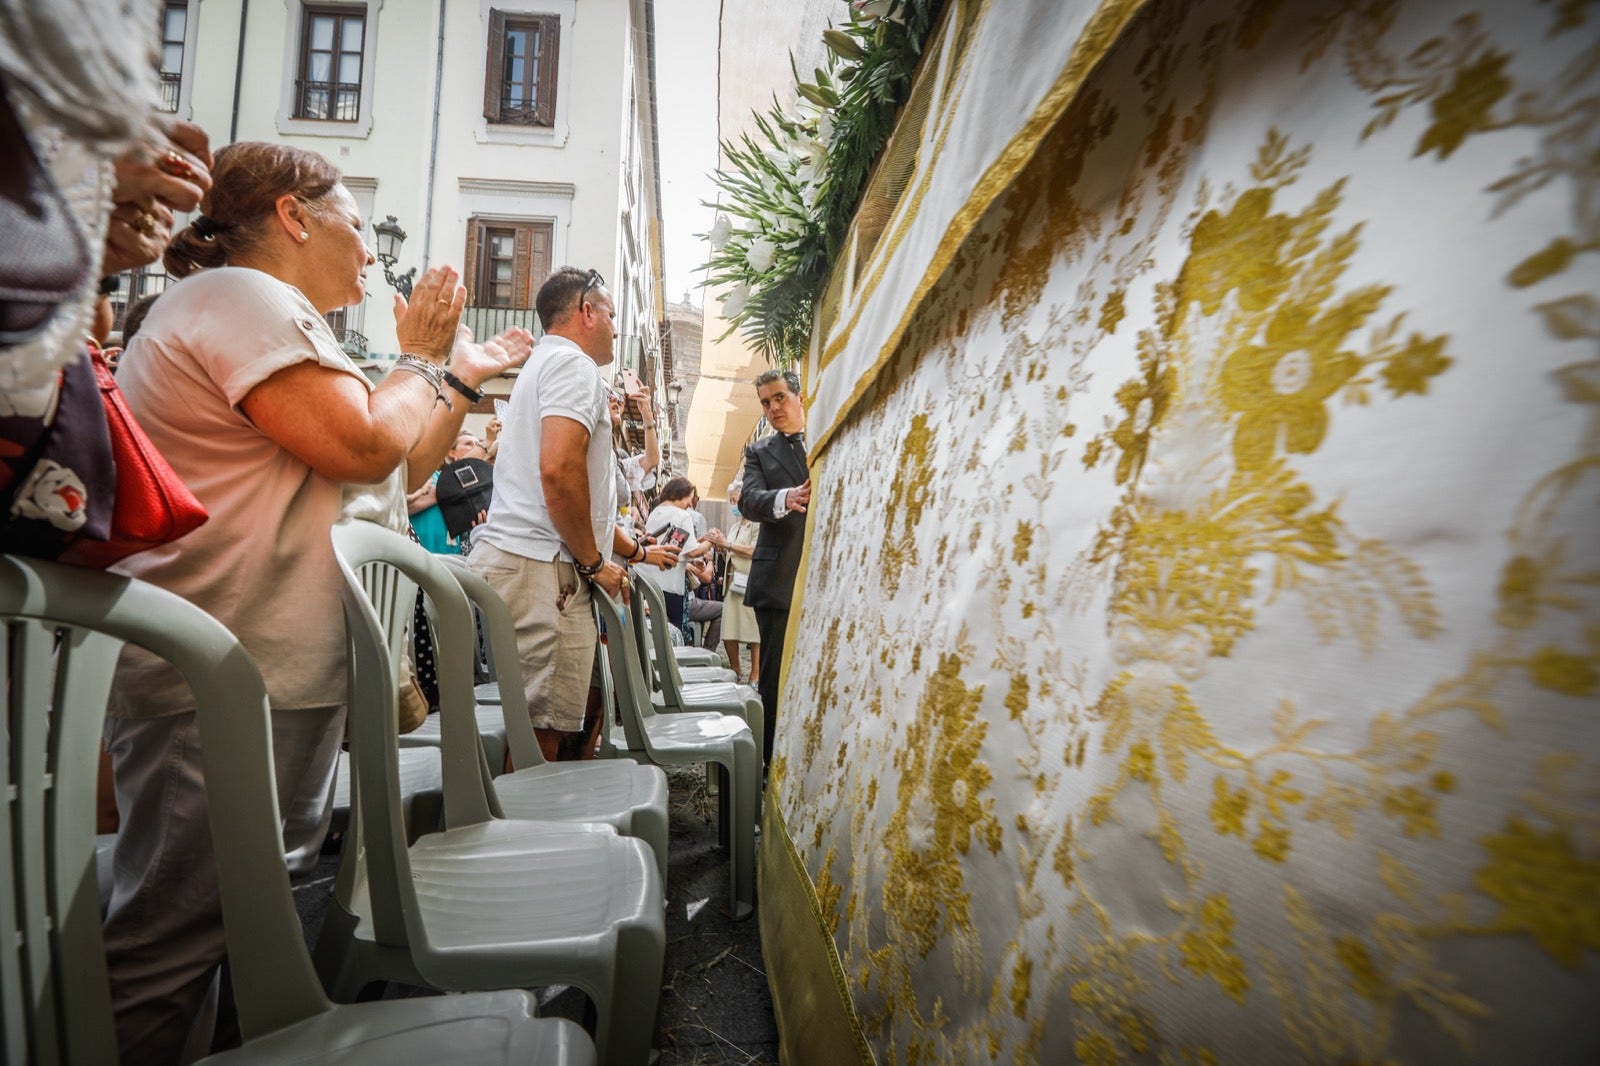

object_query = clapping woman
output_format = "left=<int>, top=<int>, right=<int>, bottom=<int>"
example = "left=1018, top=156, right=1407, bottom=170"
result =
left=102, top=141, right=468, bottom=1063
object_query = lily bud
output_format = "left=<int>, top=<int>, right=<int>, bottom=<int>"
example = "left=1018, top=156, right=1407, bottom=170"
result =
left=823, top=29, right=865, bottom=61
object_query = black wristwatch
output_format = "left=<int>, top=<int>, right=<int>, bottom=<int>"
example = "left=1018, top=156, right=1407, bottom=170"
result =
left=573, top=555, right=605, bottom=578
left=441, top=370, right=483, bottom=405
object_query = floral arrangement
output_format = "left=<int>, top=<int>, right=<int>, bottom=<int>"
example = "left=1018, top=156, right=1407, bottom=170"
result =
left=701, top=0, right=942, bottom=367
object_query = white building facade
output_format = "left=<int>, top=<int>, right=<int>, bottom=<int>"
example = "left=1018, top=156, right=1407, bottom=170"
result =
left=143, top=0, right=666, bottom=402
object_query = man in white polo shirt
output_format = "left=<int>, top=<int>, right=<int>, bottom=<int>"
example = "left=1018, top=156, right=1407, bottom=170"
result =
left=468, top=266, right=651, bottom=760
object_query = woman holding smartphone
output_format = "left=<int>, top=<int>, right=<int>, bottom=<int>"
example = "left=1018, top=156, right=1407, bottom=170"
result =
left=634, top=475, right=717, bottom=638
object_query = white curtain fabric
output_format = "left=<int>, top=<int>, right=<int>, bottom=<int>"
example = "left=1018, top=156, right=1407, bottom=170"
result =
left=776, top=0, right=1600, bottom=1061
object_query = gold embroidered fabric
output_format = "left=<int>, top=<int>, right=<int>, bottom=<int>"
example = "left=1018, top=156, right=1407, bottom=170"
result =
left=765, top=0, right=1600, bottom=1062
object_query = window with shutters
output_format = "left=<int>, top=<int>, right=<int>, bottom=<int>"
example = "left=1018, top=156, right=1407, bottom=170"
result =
left=463, top=218, right=553, bottom=336
left=483, top=11, right=559, bottom=127
left=294, top=6, right=365, bottom=121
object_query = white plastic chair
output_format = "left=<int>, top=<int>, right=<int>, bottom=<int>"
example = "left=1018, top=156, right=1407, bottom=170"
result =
left=0, top=554, right=593, bottom=1066
left=438, top=556, right=671, bottom=879
left=629, top=572, right=764, bottom=758
left=318, top=522, right=665, bottom=1066
left=330, top=746, right=443, bottom=842
left=592, top=585, right=758, bottom=920
left=398, top=706, right=509, bottom=778
left=634, top=578, right=720, bottom=670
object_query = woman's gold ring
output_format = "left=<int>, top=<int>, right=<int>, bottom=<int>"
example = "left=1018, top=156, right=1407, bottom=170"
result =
left=129, top=211, right=159, bottom=236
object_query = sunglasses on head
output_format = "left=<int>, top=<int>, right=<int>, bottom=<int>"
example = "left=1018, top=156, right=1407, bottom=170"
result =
left=581, top=269, right=605, bottom=301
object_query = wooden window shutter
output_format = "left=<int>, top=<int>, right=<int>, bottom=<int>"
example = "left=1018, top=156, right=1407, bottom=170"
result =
left=529, top=222, right=552, bottom=294
left=463, top=221, right=482, bottom=305
left=536, top=15, right=559, bottom=126
left=483, top=10, right=507, bottom=122
left=511, top=226, right=532, bottom=308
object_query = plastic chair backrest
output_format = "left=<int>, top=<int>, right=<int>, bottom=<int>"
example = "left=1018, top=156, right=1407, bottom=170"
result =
left=437, top=556, right=546, bottom=770
left=628, top=572, right=689, bottom=704
left=331, top=522, right=499, bottom=953
left=0, top=556, right=331, bottom=1064
left=590, top=587, right=660, bottom=755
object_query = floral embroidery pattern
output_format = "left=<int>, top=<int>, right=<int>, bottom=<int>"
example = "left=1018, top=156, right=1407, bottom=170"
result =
left=771, top=1, right=1600, bottom=1062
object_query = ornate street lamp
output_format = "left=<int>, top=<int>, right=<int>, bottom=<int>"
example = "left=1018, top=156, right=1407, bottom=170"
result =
left=665, top=378, right=684, bottom=442
left=372, top=214, right=416, bottom=298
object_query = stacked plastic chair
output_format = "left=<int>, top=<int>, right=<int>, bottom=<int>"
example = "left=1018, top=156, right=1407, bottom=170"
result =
left=438, top=555, right=670, bottom=880
left=628, top=573, right=764, bottom=759
left=591, top=585, right=759, bottom=920
left=314, top=522, right=665, bottom=1066
left=0, top=554, right=593, bottom=1065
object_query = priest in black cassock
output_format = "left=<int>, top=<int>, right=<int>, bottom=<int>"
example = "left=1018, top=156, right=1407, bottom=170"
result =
left=738, top=368, right=811, bottom=767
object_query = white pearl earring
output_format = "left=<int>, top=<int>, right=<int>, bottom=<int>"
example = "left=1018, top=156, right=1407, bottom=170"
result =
left=299, top=232, right=309, bottom=241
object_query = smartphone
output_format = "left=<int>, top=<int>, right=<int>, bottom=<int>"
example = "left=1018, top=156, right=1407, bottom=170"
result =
left=493, top=397, right=509, bottom=420
left=620, top=367, right=643, bottom=397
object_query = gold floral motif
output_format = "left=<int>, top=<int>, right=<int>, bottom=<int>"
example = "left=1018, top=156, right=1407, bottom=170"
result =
left=771, top=1, right=1600, bottom=1062
left=1171, top=186, right=1294, bottom=323
left=1418, top=50, right=1512, bottom=158
left=1218, top=282, right=1371, bottom=468
left=1475, top=815, right=1600, bottom=968
left=882, top=413, right=936, bottom=596
left=1178, top=896, right=1251, bottom=1002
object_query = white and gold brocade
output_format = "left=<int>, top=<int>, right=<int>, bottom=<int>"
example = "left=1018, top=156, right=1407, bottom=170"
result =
left=761, top=0, right=1600, bottom=1062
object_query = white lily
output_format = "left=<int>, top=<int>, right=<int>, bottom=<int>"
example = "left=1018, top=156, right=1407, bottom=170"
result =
left=793, top=138, right=827, bottom=187
left=721, top=282, right=751, bottom=318
left=709, top=213, right=733, bottom=249
left=746, top=238, right=777, bottom=273
left=853, top=0, right=895, bottom=22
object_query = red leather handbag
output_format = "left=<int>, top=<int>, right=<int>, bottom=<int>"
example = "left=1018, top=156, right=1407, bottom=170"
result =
left=59, top=346, right=207, bottom=568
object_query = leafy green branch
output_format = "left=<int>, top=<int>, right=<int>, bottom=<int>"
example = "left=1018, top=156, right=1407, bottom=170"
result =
left=700, top=0, right=943, bottom=367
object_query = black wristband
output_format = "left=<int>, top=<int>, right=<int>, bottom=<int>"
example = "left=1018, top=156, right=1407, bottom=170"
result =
left=573, top=555, right=605, bottom=577
left=442, top=370, right=484, bottom=404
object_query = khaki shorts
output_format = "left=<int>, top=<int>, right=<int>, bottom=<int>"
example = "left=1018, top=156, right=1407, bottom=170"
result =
left=467, top=542, right=598, bottom=733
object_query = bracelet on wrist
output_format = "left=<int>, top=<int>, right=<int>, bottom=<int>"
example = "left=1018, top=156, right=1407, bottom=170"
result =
left=442, top=369, right=484, bottom=405
left=573, top=555, right=605, bottom=578
left=392, top=354, right=448, bottom=409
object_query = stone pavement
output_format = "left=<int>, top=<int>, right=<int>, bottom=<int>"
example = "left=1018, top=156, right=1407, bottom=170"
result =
left=293, top=764, right=778, bottom=1064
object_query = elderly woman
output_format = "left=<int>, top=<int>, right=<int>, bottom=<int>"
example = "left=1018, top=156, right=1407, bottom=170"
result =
left=101, top=141, right=471, bottom=1063
left=714, top=480, right=762, bottom=682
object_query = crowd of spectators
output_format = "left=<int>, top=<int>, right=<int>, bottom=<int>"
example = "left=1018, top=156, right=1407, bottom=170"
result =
left=0, top=3, right=790, bottom=1055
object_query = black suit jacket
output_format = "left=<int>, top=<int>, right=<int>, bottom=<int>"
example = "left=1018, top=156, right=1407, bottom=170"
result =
left=740, top=431, right=808, bottom=611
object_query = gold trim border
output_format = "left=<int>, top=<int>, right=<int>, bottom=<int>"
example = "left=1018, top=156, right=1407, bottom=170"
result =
left=760, top=779, right=876, bottom=1066
left=809, top=0, right=1154, bottom=462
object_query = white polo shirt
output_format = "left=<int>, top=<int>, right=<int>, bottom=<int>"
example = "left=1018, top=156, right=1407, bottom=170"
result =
left=472, top=334, right=616, bottom=562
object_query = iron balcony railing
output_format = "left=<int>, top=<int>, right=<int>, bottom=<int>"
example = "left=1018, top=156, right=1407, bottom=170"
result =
left=461, top=306, right=543, bottom=342
left=109, top=268, right=173, bottom=333
left=332, top=328, right=368, bottom=357
left=158, top=71, right=181, bottom=113
left=495, top=98, right=550, bottom=126
left=294, top=80, right=361, bottom=122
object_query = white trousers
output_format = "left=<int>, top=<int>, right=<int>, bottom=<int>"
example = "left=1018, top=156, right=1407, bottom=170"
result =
left=102, top=705, right=344, bottom=1065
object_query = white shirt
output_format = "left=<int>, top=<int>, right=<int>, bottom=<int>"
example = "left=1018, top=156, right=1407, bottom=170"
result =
left=472, top=335, right=615, bottom=563
left=635, top=501, right=699, bottom=595
left=618, top=451, right=657, bottom=494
